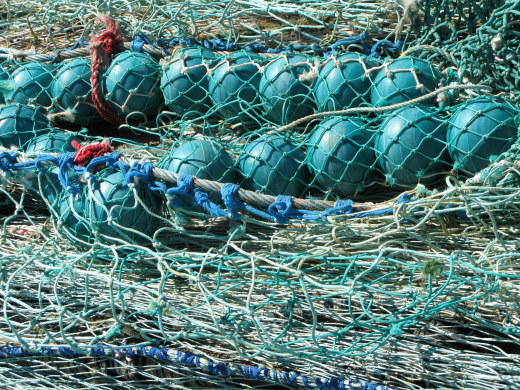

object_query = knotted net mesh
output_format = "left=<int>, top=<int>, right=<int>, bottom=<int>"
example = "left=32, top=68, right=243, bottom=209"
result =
left=0, top=0, right=520, bottom=389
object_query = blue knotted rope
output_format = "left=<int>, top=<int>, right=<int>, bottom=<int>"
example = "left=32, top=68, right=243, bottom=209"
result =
left=131, top=32, right=155, bottom=52
left=369, top=39, right=403, bottom=58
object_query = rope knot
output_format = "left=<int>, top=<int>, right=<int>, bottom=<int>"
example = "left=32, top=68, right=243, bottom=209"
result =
left=72, top=138, right=114, bottom=167
left=90, top=14, right=123, bottom=62
left=268, top=195, right=294, bottom=224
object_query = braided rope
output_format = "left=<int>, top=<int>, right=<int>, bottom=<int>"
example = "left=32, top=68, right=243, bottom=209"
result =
left=89, top=14, right=125, bottom=126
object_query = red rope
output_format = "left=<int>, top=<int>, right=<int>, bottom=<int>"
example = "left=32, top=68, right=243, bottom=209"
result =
left=72, top=139, right=114, bottom=167
left=90, top=14, right=125, bottom=126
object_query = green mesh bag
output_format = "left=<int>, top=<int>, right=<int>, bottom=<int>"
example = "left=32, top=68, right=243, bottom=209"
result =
left=50, top=58, right=101, bottom=126
left=447, top=96, right=519, bottom=175
left=58, top=169, right=164, bottom=247
left=370, top=57, right=443, bottom=107
left=237, top=134, right=308, bottom=197
left=208, top=50, right=265, bottom=126
left=259, top=53, right=318, bottom=126
left=160, top=47, right=218, bottom=117
left=306, top=116, right=377, bottom=198
left=103, top=51, right=163, bottom=121
left=314, top=53, right=380, bottom=112
left=2, top=61, right=54, bottom=107
left=0, top=103, right=54, bottom=150
left=375, top=105, right=451, bottom=188
left=159, top=139, right=237, bottom=183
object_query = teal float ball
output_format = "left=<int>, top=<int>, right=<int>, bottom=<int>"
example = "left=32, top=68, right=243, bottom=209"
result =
left=161, top=139, right=237, bottom=183
left=103, top=51, right=163, bottom=120
left=259, top=53, right=317, bottom=125
left=23, top=132, right=80, bottom=198
left=51, top=58, right=100, bottom=126
left=306, top=117, right=376, bottom=197
left=0, top=103, right=54, bottom=150
left=238, top=134, right=307, bottom=196
left=370, top=57, right=442, bottom=107
left=0, top=68, right=8, bottom=104
left=40, top=166, right=83, bottom=210
left=161, top=47, right=218, bottom=116
left=315, top=53, right=379, bottom=111
left=4, top=61, right=54, bottom=107
left=375, top=106, right=450, bottom=187
left=61, top=170, right=163, bottom=246
left=447, top=96, right=518, bottom=175
left=25, top=131, right=80, bottom=155
left=208, top=50, right=264, bottom=124
left=88, top=170, right=163, bottom=244
left=59, top=192, right=92, bottom=245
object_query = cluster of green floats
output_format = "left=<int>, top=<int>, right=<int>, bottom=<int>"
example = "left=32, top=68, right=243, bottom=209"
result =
left=0, top=47, right=518, bottom=242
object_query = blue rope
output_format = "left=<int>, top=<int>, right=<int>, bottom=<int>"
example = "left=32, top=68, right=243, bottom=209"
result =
left=203, top=39, right=239, bottom=51
left=0, top=151, right=413, bottom=225
left=154, top=32, right=374, bottom=57
left=221, top=183, right=276, bottom=222
left=131, top=33, right=155, bottom=52
left=0, top=151, right=19, bottom=172
left=330, top=32, right=369, bottom=55
left=193, top=188, right=229, bottom=218
left=369, top=39, right=403, bottom=58
left=0, top=345, right=390, bottom=390
left=355, top=193, right=410, bottom=218
left=157, top=37, right=197, bottom=53
left=164, top=173, right=227, bottom=214
left=122, top=160, right=165, bottom=192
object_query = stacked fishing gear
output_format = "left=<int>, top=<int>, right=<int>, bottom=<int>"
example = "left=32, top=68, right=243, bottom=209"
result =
left=0, top=0, right=520, bottom=389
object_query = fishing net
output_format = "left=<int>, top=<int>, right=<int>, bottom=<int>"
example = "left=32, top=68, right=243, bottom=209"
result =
left=0, top=0, right=520, bottom=389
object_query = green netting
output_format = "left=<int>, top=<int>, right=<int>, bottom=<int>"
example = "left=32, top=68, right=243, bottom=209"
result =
left=2, top=61, right=54, bottom=108
left=50, top=58, right=101, bottom=126
left=103, top=51, right=163, bottom=122
left=0, top=0, right=520, bottom=389
left=0, top=103, right=54, bottom=150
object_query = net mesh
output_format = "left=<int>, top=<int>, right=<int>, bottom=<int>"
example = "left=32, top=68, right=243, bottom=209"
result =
left=0, top=0, right=520, bottom=389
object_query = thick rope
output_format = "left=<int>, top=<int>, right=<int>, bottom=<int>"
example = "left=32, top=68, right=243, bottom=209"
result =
left=276, top=84, right=493, bottom=131
left=89, top=14, right=125, bottom=126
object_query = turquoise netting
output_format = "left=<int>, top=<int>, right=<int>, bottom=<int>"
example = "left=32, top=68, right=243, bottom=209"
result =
left=0, top=0, right=520, bottom=389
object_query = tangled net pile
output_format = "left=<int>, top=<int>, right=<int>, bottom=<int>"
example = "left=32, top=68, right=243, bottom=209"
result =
left=1, top=0, right=520, bottom=389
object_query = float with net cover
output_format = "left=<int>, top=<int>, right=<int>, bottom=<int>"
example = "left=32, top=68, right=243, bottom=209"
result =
left=0, top=0, right=520, bottom=389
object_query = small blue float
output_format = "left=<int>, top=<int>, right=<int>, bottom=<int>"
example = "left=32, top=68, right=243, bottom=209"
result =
left=208, top=50, right=264, bottom=125
left=375, top=106, right=450, bottom=187
left=51, top=58, right=101, bottom=126
left=306, top=116, right=376, bottom=197
left=103, top=51, right=163, bottom=120
left=259, top=53, right=317, bottom=125
left=161, top=47, right=218, bottom=117
left=447, top=96, right=519, bottom=175
left=238, top=134, right=307, bottom=196
left=370, top=57, right=442, bottom=107
left=314, top=53, right=379, bottom=111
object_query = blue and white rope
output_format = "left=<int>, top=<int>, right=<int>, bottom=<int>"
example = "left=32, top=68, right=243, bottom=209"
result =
left=0, top=344, right=391, bottom=390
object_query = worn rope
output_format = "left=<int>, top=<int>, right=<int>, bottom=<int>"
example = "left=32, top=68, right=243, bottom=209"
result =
left=89, top=14, right=125, bottom=126
left=276, top=83, right=494, bottom=131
